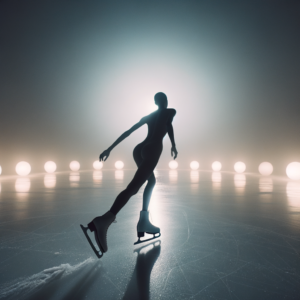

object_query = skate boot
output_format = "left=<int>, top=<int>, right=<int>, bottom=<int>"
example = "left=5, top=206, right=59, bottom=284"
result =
left=134, top=210, right=161, bottom=245
left=80, top=211, right=116, bottom=258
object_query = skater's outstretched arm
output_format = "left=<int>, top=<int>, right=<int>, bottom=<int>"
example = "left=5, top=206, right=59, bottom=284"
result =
left=100, top=117, right=147, bottom=161
left=167, top=110, right=178, bottom=159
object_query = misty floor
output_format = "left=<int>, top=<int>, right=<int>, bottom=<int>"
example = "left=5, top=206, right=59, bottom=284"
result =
left=0, top=170, right=299, bottom=300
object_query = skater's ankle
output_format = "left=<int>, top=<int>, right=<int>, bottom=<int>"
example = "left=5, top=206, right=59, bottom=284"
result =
left=109, top=209, right=117, bottom=217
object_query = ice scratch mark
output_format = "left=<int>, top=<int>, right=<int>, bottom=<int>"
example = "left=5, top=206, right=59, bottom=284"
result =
left=179, top=210, right=191, bottom=247
left=0, top=257, right=95, bottom=299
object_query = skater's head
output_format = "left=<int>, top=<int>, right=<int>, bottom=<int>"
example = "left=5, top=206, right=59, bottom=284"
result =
left=154, top=92, right=168, bottom=109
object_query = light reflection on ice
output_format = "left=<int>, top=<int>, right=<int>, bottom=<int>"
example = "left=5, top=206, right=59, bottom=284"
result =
left=44, top=174, right=56, bottom=188
left=15, top=178, right=31, bottom=193
left=259, top=177, right=273, bottom=193
left=169, top=170, right=178, bottom=183
left=69, top=172, right=80, bottom=187
left=212, top=172, right=222, bottom=183
left=93, top=171, right=102, bottom=183
left=212, top=172, right=222, bottom=190
left=234, top=174, right=246, bottom=193
left=190, top=171, right=199, bottom=183
left=115, top=170, right=124, bottom=180
left=286, top=181, right=300, bottom=210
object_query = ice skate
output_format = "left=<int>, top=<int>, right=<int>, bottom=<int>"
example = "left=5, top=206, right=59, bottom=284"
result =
left=134, top=210, right=161, bottom=245
left=80, top=211, right=116, bottom=258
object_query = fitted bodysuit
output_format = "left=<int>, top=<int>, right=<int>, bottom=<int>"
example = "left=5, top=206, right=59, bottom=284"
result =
left=110, top=108, right=176, bottom=215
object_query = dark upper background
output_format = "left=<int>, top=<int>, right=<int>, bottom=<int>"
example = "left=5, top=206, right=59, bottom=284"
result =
left=0, top=0, right=299, bottom=175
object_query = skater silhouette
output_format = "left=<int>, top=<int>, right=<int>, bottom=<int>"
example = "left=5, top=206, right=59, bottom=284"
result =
left=81, top=92, right=177, bottom=258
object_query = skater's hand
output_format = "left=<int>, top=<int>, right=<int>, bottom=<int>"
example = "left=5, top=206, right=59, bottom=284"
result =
left=99, top=149, right=110, bottom=161
left=171, top=146, right=178, bottom=159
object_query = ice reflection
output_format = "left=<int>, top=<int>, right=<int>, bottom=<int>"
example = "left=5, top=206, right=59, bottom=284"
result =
left=259, top=178, right=273, bottom=193
left=234, top=174, right=246, bottom=193
left=69, top=172, right=80, bottom=187
left=44, top=174, right=56, bottom=188
left=115, top=170, right=124, bottom=180
left=190, top=171, right=199, bottom=183
left=93, top=171, right=102, bottom=183
left=15, top=178, right=31, bottom=193
left=286, top=182, right=300, bottom=210
left=212, top=172, right=222, bottom=190
left=169, top=170, right=178, bottom=183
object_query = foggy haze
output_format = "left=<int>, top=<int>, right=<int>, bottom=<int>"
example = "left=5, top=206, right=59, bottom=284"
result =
left=1, top=0, right=300, bottom=175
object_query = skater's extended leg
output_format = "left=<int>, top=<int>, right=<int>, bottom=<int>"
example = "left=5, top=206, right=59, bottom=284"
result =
left=142, top=172, right=156, bottom=211
left=110, top=160, right=157, bottom=215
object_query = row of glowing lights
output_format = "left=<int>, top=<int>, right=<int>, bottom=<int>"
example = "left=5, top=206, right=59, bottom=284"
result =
left=0, top=160, right=300, bottom=180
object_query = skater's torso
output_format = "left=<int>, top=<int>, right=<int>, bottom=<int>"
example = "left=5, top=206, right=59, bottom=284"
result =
left=134, top=108, right=176, bottom=160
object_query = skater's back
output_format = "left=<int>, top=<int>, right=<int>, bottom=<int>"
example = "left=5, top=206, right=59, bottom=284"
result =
left=141, top=108, right=176, bottom=145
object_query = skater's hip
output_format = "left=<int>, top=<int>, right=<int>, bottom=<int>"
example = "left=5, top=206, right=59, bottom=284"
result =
left=141, top=141, right=163, bottom=160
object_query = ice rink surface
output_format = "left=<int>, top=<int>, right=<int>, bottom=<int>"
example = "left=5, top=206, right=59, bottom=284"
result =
left=0, top=170, right=299, bottom=300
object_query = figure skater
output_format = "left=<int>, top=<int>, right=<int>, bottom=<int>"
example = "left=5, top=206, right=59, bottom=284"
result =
left=81, top=92, right=177, bottom=258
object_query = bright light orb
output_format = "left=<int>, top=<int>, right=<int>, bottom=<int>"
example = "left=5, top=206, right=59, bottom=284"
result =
left=190, top=161, right=199, bottom=170
left=16, top=161, right=31, bottom=176
left=212, top=161, right=222, bottom=172
left=169, top=161, right=178, bottom=170
left=44, top=161, right=57, bottom=173
left=0, top=165, right=2, bottom=175
left=70, top=161, right=80, bottom=171
left=93, top=161, right=103, bottom=170
left=258, top=162, right=273, bottom=176
left=115, top=161, right=124, bottom=170
left=234, top=162, right=246, bottom=173
left=286, top=162, right=300, bottom=180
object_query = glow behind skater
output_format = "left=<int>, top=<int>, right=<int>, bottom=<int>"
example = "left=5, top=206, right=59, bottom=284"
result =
left=80, top=92, right=178, bottom=258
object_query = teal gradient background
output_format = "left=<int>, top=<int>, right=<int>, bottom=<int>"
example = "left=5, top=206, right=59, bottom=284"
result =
left=1, top=0, right=300, bottom=174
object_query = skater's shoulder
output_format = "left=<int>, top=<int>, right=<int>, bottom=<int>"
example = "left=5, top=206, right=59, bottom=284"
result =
left=167, top=108, right=176, bottom=115
left=142, top=111, right=157, bottom=120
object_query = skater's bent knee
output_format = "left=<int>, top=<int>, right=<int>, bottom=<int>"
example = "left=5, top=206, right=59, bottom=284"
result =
left=148, top=177, right=156, bottom=185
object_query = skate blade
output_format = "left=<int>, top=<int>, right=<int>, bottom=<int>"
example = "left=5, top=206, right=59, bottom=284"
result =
left=80, top=224, right=103, bottom=259
left=134, top=233, right=161, bottom=245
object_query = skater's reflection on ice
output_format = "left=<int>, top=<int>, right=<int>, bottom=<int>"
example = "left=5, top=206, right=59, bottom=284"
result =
left=122, top=241, right=161, bottom=300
